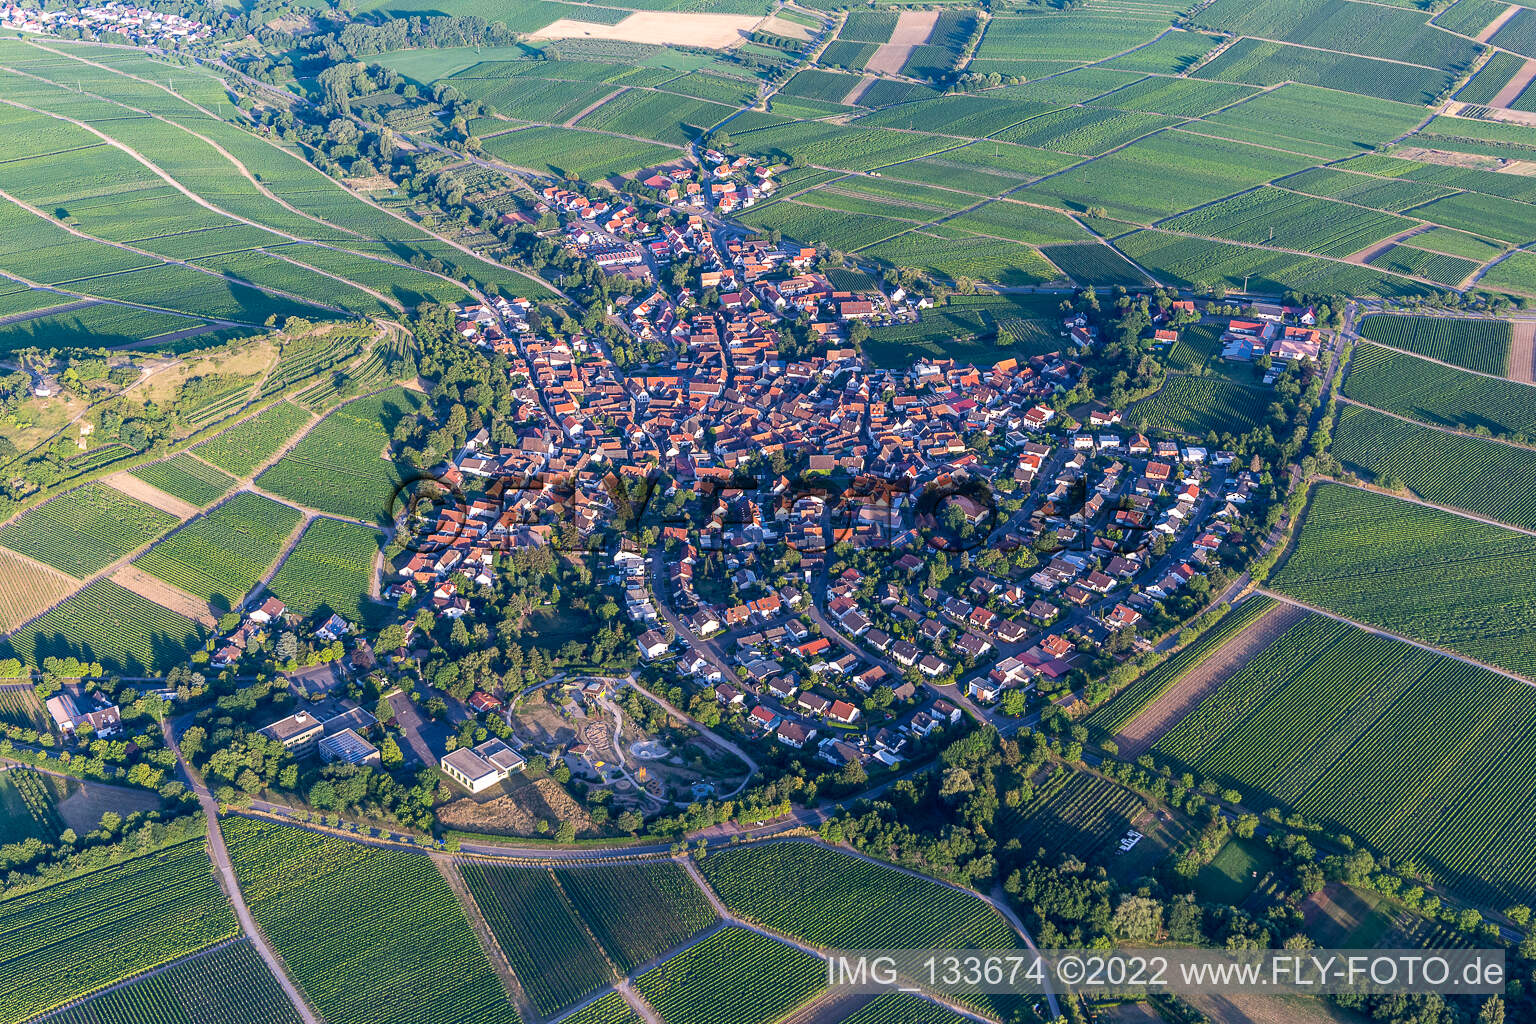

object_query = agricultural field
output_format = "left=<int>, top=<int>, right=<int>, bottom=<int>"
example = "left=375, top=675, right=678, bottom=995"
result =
left=44, top=940, right=303, bottom=1024
left=255, top=386, right=428, bottom=524
left=698, top=841, right=1020, bottom=950
left=557, top=992, right=644, bottom=1024
left=1271, top=483, right=1536, bottom=678
left=1193, top=38, right=1453, bottom=105
left=127, top=454, right=236, bottom=508
left=0, top=837, right=237, bottom=1024
left=1332, top=405, right=1536, bottom=530
left=1478, top=250, right=1536, bottom=297
left=553, top=863, right=718, bottom=972
left=1343, top=343, right=1536, bottom=441
left=0, top=550, right=79, bottom=634
left=857, top=230, right=1061, bottom=288
left=1129, top=375, right=1268, bottom=438
left=1357, top=314, right=1512, bottom=374
left=133, top=493, right=306, bottom=611
left=0, top=578, right=208, bottom=674
left=1455, top=51, right=1529, bottom=106
left=459, top=864, right=614, bottom=1017
left=1365, top=245, right=1478, bottom=287
left=1089, top=596, right=1279, bottom=734
left=1158, top=187, right=1414, bottom=260
left=0, top=766, right=63, bottom=844
left=0, top=688, right=47, bottom=732
left=1155, top=611, right=1536, bottom=906
left=0, top=483, right=180, bottom=577
left=265, top=518, right=382, bottom=623
left=1039, top=242, right=1151, bottom=287
left=836, top=993, right=973, bottom=1024
left=995, top=767, right=1149, bottom=863
left=193, top=402, right=315, bottom=478
left=1115, top=230, right=1426, bottom=297
left=636, top=926, right=824, bottom=1024
left=223, top=817, right=518, bottom=1024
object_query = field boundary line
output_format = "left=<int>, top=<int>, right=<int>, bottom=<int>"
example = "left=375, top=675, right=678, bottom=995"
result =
left=1335, top=395, right=1536, bottom=452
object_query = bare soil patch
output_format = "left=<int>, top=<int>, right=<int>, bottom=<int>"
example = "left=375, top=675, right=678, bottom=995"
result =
left=1299, top=882, right=1376, bottom=946
left=436, top=776, right=602, bottom=837
left=865, top=10, right=940, bottom=74
left=841, top=73, right=876, bottom=106
left=757, top=15, right=814, bottom=41
left=1114, top=603, right=1306, bottom=758
left=109, top=564, right=218, bottom=627
left=103, top=470, right=200, bottom=519
left=533, top=12, right=765, bottom=49
left=1391, top=145, right=1503, bottom=169
left=0, top=549, right=79, bottom=632
left=1476, top=3, right=1520, bottom=42
left=1510, top=320, right=1535, bottom=383
left=1492, top=57, right=1536, bottom=108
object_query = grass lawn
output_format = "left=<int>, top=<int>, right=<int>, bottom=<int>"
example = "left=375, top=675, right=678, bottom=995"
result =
left=1195, top=837, right=1276, bottom=904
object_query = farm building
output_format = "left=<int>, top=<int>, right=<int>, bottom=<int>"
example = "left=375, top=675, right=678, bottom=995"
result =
left=440, top=738, right=527, bottom=793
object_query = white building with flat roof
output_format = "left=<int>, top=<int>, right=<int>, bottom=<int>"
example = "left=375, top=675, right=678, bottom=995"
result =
left=440, top=738, right=526, bottom=794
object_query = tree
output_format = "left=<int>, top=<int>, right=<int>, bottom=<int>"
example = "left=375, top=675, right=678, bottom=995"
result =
left=380, top=736, right=404, bottom=767
left=1111, top=896, right=1162, bottom=941
left=555, top=819, right=577, bottom=843
left=1478, top=996, right=1504, bottom=1024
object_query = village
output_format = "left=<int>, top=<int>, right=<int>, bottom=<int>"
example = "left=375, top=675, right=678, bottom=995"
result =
left=0, top=2, right=211, bottom=42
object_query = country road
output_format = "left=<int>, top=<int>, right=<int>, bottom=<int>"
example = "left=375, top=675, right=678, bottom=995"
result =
left=160, top=719, right=321, bottom=1024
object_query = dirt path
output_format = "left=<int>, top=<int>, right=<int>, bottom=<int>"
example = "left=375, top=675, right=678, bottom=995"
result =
left=1492, top=57, right=1536, bottom=108
left=864, top=10, right=939, bottom=75
left=1510, top=319, right=1535, bottom=382
left=1342, top=224, right=1432, bottom=266
left=433, top=853, right=538, bottom=1023
left=566, top=87, right=626, bottom=127
left=103, top=470, right=202, bottom=519
left=1113, top=602, right=1307, bottom=758
left=108, top=565, right=217, bottom=627
left=160, top=719, right=323, bottom=1024
left=841, top=73, right=876, bottom=106
left=1477, top=3, right=1520, bottom=42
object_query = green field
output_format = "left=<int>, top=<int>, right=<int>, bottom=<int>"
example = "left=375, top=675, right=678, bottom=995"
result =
left=558, top=993, right=644, bottom=1024
left=0, top=483, right=179, bottom=577
left=255, top=387, right=427, bottom=524
left=636, top=927, right=823, bottom=1024
left=128, top=454, right=237, bottom=507
left=553, top=863, right=718, bottom=972
left=0, top=579, right=207, bottom=675
left=1157, top=611, right=1536, bottom=906
left=46, top=940, right=303, bottom=1024
left=1129, top=375, right=1269, bottom=437
left=266, top=518, right=381, bottom=623
left=1089, top=596, right=1278, bottom=734
left=1356, top=314, right=1512, bottom=375
left=1271, top=483, right=1536, bottom=678
left=224, top=817, right=518, bottom=1024
left=1332, top=405, right=1536, bottom=530
left=995, top=767, right=1149, bottom=864
left=133, top=493, right=305, bottom=611
left=0, top=837, right=237, bottom=1023
left=1343, top=343, right=1536, bottom=442
left=698, top=841, right=1019, bottom=950
left=0, top=767, right=62, bottom=845
left=459, top=865, right=613, bottom=1018
left=193, top=402, right=315, bottom=478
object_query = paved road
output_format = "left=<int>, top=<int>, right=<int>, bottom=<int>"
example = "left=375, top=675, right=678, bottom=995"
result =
left=160, top=719, right=321, bottom=1024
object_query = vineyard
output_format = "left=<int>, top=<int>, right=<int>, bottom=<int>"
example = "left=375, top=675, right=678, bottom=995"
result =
left=192, top=402, right=314, bottom=477
left=265, top=518, right=382, bottom=623
left=128, top=455, right=236, bottom=507
left=995, top=767, right=1148, bottom=863
left=698, top=842, right=1019, bottom=950
left=1342, top=344, right=1536, bottom=442
left=1356, top=314, right=1512, bottom=375
left=1154, top=612, right=1536, bottom=906
left=557, top=992, right=643, bottom=1024
left=1, top=579, right=207, bottom=675
left=0, top=483, right=179, bottom=577
left=133, top=493, right=306, bottom=611
left=0, top=766, right=62, bottom=844
left=1332, top=405, right=1536, bottom=530
left=44, top=940, right=302, bottom=1024
left=553, top=862, right=718, bottom=972
left=223, top=817, right=518, bottom=1024
left=635, top=927, right=824, bottom=1024
left=0, top=550, right=78, bottom=634
left=1088, top=596, right=1278, bottom=734
left=838, top=992, right=973, bottom=1024
left=1159, top=187, right=1411, bottom=259
left=1129, top=375, right=1268, bottom=437
left=459, top=864, right=614, bottom=1017
left=0, top=688, right=47, bottom=731
left=0, top=836, right=237, bottom=1024
left=255, top=386, right=428, bottom=524
left=1271, top=483, right=1536, bottom=678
